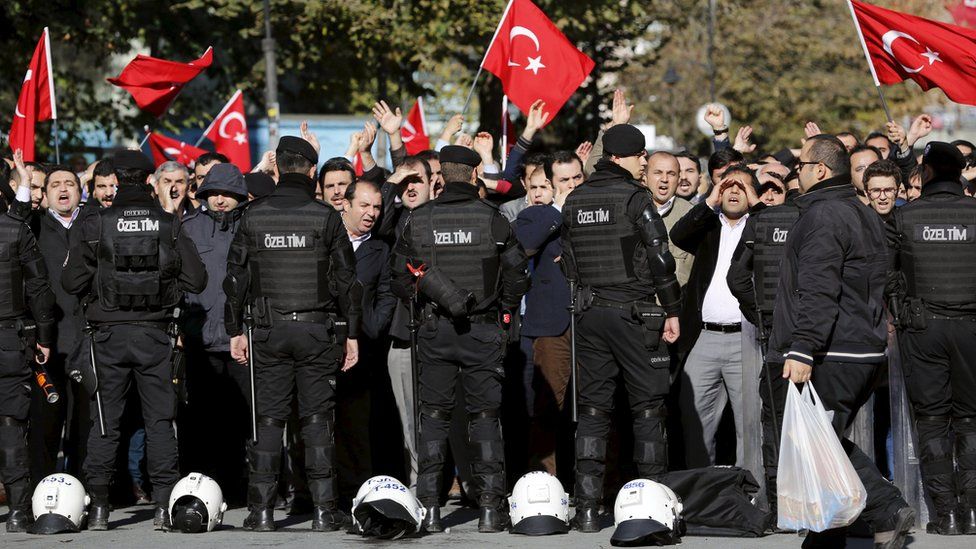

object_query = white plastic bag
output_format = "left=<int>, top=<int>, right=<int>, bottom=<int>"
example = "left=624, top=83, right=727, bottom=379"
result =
left=776, top=382, right=866, bottom=532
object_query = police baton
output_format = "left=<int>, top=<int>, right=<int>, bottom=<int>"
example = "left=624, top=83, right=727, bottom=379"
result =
left=752, top=287, right=780, bottom=450
left=568, top=279, right=579, bottom=423
left=244, top=304, right=259, bottom=443
left=408, top=294, right=421, bottom=450
left=85, top=324, right=107, bottom=438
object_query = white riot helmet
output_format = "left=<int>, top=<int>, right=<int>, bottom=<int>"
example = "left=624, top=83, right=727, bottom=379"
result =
left=508, top=471, right=570, bottom=535
left=351, top=475, right=425, bottom=539
left=610, top=479, right=684, bottom=546
left=30, top=473, right=89, bottom=534
left=168, top=473, right=227, bottom=533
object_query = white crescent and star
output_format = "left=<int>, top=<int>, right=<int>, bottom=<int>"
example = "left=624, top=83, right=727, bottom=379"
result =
left=14, top=70, right=33, bottom=119
left=507, top=26, right=546, bottom=75
left=402, top=120, right=417, bottom=142
left=882, top=30, right=941, bottom=74
left=217, top=111, right=248, bottom=146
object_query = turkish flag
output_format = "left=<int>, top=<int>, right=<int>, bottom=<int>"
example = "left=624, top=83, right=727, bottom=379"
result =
left=8, top=28, right=56, bottom=161
left=401, top=97, right=430, bottom=155
left=108, top=47, right=213, bottom=117
left=947, top=1, right=976, bottom=28
left=203, top=90, right=250, bottom=171
left=147, top=132, right=207, bottom=167
left=851, top=0, right=976, bottom=105
left=482, top=0, right=594, bottom=123
left=352, top=152, right=364, bottom=177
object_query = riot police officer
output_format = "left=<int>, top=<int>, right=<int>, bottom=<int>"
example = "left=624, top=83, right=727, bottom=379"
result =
left=223, top=136, right=362, bottom=532
left=62, top=150, right=207, bottom=530
left=0, top=206, right=55, bottom=532
left=727, top=181, right=799, bottom=525
left=390, top=145, right=529, bottom=533
left=889, top=142, right=976, bottom=535
left=559, top=124, right=682, bottom=532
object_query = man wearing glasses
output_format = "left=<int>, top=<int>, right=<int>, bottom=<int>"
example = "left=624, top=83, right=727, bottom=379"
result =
left=863, top=160, right=902, bottom=221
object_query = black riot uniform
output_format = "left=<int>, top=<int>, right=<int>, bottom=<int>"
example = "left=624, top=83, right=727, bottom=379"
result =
left=888, top=142, right=976, bottom=535
left=391, top=146, right=529, bottom=533
left=62, top=150, right=207, bottom=530
left=223, top=136, right=363, bottom=532
left=727, top=191, right=799, bottom=522
left=559, top=125, right=682, bottom=532
left=0, top=212, right=55, bottom=532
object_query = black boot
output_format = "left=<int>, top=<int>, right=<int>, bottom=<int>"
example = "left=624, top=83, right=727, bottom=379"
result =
left=242, top=508, right=275, bottom=532
left=4, top=481, right=32, bottom=533
left=478, top=504, right=510, bottom=533
left=875, top=506, right=916, bottom=549
left=961, top=507, right=976, bottom=535
left=571, top=506, right=601, bottom=533
left=87, top=485, right=111, bottom=531
left=153, top=506, right=171, bottom=531
left=421, top=505, right=442, bottom=533
left=927, top=509, right=961, bottom=535
left=311, top=505, right=349, bottom=532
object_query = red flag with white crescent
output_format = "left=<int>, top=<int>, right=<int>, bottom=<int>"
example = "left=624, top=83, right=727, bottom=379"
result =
left=202, top=90, right=251, bottom=171
left=147, top=132, right=208, bottom=167
left=401, top=97, right=430, bottom=155
left=108, top=47, right=212, bottom=117
left=8, top=28, right=56, bottom=161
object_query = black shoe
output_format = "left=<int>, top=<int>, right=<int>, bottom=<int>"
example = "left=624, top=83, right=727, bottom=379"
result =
left=571, top=507, right=601, bottom=533
left=875, top=506, right=916, bottom=549
left=421, top=505, right=442, bottom=533
left=311, top=506, right=349, bottom=532
left=6, top=509, right=32, bottom=533
left=153, top=506, right=171, bottom=531
left=88, top=503, right=110, bottom=531
left=962, top=507, right=976, bottom=535
left=927, top=509, right=961, bottom=535
left=243, top=508, right=275, bottom=532
left=132, top=482, right=150, bottom=506
left=478, top=505, right=510, bottom=533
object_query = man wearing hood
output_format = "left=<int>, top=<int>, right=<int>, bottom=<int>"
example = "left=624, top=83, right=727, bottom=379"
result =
left=178, top=163, right=250, bottom=503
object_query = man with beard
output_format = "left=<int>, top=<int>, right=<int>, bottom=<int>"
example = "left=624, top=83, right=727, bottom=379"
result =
left=318, top=158, right=356, bottom=210
left=191, top=152, right=228, bottom=209
left=178, top=163, right=250, bottom=504
left=756, top=164, right=790, bottom=207
left=850, top=145, right=883, bottom=205
left=335, top=180, right=395, bottom=508
left=675, top=151, right=704, bottom=203
left=90, top=159, right=116, bottom=208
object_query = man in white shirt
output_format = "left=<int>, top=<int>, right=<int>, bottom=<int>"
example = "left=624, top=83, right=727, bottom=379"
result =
left=669, top=165, right=760, bottom=467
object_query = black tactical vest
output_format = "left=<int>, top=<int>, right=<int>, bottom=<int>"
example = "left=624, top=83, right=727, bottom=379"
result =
left=246, top=200, right=334, bottom=313
left=563, top=182, right=643, bottom=288
left=96, top=205, right=180, bottom=311
left=408, top=201, right=499, bottom=306
left=899, top=197, right=976, bottom=305
left=751, top=204, right=799, bottom=316
left=0, top=217, right=26, bottom=317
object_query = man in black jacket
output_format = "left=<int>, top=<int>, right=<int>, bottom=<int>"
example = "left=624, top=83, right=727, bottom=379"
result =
left=767, top=135, right=912, bottom=548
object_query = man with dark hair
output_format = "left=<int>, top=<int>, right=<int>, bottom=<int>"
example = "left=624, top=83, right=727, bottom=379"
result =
left=224, top=136, right=362, bottom=532
left=674, top=150, right=703, bottom=201
left=179, top=163, right=250, bottom=503
left=864, top=160, right=901, bottom=220
left=391, top=145, right=529, bottom=533
left=90, top=159, right=116, bottom=208
left=836, top=131, right=861, bottom=153
left=192, top=152, right=228, bottom=187
left=415, top=149, right=441, bottom=195
left=888, top=142, right=976, bottom=535
left=318, top=157, right=356, bottom=210
left=850, top=144, right=883, bottom=204
left=560, top=125, right=682, bottom=532
left=866, top=131, right=893, bottom=160
left=500, top=152, right=550, bottom=222
left=707, top=148, right=744, bottom=185
left=766, top=134, right=913, bottom=548
left=63, top=150, right=208, bottom=531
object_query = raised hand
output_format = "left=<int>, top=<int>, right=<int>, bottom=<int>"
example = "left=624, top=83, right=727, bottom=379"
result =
left=439, top=114, right=464, bottom=143
left=522, top=100, right=551, bottom=141
left=300, top=120, right=320, bottom=154
left=907, top=114, right=933, bottom=147
left=575, top=141, right=593, bottom=165
left=611, top=88, right=633, bottom=127
left=372, top=100, right=403, bottom=135
left=473, top=132, right=495, bottom=162
left=733, top=125, right=757, bottom=154
left=359, top=122, right=378, bottom=153
left=455, top=132, right=474, bottom=149
left=704, top=103, right=726, bottom=131
left=804, top=121, right=822, bottom=139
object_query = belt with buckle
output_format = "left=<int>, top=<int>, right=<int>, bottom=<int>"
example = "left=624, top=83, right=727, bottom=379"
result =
left=268, top=310, right=332, bottom=324
left=702, top=322, right=741, bottom=333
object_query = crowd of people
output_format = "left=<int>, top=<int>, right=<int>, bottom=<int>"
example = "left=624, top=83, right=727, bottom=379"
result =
left=0, top=86, right=973, bottom=547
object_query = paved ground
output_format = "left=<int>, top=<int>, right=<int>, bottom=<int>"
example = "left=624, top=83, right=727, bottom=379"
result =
left=2, top=502, right=971, bottom=548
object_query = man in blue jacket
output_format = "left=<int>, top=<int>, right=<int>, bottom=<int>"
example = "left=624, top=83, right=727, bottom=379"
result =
left=179, top=163, right=250, bottom=502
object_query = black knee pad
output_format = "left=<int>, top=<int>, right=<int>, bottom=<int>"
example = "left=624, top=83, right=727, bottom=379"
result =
left=0, top=418, right=28, bottom=481
left=955, top=419, right=976, bottom=471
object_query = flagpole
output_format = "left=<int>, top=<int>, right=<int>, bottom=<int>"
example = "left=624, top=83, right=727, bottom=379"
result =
left=501, top=95, right=509, bottom=170
left=44, top=28, right=60, bottom=164
left=461, top=0, right=515, bottom=117
left=138, top=125, right=151, bottom=149
left=197, top=89, right=241, bottom=147
left=846, top=0, right=893, bottom=122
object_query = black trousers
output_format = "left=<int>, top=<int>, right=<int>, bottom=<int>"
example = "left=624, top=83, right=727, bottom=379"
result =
left=335, top=348, right=373, bottom=510
left=178, top=350, right=250, bottom=503
left=416, top=317, right=506, bottom=507
left=900, top=319, right=976, bottom=514
left=0, top=326, right=30, bottom=512
left=28, top=354, right=68, bottom=488
left=247, top=321, right=341, bottom=510
left=761, top=361, right=906, bottom=545
left=83, top=324, right=178, bottom=506
left=573, top=305, right=670, bottom=507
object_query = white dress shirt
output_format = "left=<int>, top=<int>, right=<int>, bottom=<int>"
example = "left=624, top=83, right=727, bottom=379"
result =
left=700, top=212, right=748, bottom=324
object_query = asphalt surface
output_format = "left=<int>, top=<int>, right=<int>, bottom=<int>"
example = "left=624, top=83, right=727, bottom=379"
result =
left=2, top=502, right=972, bottom=548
